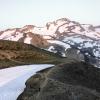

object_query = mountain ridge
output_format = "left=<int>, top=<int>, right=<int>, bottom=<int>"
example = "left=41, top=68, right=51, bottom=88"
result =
left=0, top=40, right=64, bottom=69
left=0, top=18, right=100, bottom=67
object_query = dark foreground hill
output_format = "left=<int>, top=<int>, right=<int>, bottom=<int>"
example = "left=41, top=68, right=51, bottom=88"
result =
left=0, top=40, right=63, bottom=69
left=17, top=61, right=100, bottom=100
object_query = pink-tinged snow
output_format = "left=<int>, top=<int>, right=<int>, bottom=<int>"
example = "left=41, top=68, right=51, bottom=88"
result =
left=32, top=27, right=48, bottom=35
left=43, top=35, right=52, bottom=39
left=0, top=64, right=53, bottom=100
left=68, top=22, right=75, bottom=26
left=58, top=24, right=69, bottom=33
left=0, top=29, right=16, bottom=39
left=24, top=34, right=32, bottom=44
left=72, top=26, right=82, bottom=33
left=95, top=28, right=100, bottom=33
left=6, top=32, right=24, bottom=41
left=83, top=31, right=100, bottom=39
left=31, top=25, right=57, bottom=36
left=81, top=24, right=91, bottom=31
left=47, top=24, right=57, bottom=35
left=20, top=25, right=34, bottom=33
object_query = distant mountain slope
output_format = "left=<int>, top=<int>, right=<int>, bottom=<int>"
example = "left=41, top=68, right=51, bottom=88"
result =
left=0, top=18, right=100, bottom=66
left=0, top=40, right=63, bottom=69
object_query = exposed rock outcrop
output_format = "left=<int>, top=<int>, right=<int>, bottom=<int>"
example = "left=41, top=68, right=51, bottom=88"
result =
left=65, top=48, right=84, bottom=61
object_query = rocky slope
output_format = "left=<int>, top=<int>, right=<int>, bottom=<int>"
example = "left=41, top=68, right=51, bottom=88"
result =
left=0, top=18, right=100, bottom=67
left=17, top=61, right=100, bottom=100
left=0, top=40, right=63, bottom=69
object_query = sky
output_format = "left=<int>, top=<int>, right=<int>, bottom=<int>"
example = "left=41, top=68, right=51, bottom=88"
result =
left=0, top=0, right=100, bottom=29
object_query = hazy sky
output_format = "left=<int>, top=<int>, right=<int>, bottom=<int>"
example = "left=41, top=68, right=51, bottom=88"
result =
left=0, top=0, right=100, bottom=29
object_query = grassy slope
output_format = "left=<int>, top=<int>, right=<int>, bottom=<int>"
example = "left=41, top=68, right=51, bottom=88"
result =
left=0, top=40, right=65, bottom=69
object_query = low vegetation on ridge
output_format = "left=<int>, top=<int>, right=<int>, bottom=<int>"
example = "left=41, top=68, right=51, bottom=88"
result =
left=0, top=40, right=63, bottom=69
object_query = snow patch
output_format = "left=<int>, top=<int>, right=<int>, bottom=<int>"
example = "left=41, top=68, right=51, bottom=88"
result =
left=48, top=40, right=70, bottom=49
left=58, top=24, right=68, bottom=33
left=24, top=34, right=32, bottom=44
left=7, top=32, right=23, bottom=41
left=43, top=35, right=52, bottom=39
left=0, top=64, right=53, bottom=100
left=72, top=26, right=81, bottom=33
left=0, top=30, right=16, bottom=39
left=95, top=28, right=100, bottom=33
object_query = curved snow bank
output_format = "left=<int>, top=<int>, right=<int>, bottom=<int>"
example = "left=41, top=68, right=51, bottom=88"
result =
left=0, top=64, right=53, bottom=100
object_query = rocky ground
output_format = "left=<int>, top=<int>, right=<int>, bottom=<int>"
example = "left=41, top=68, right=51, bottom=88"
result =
left=17, top=61, right=100, bottom=100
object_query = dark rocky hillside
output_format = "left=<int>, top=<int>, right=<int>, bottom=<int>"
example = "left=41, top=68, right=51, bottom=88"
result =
left=17, top=61, right=100, bottom=100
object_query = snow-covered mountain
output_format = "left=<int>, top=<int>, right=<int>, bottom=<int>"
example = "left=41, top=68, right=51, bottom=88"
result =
left=0, top=18, right=100, bottom=66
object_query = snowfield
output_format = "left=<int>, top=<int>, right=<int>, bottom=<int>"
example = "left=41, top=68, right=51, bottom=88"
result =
left=0, top=64, right=54, bottom=100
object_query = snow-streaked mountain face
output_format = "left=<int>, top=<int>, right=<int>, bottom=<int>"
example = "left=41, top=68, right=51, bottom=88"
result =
left=0, top=18, right=100, bottom=66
